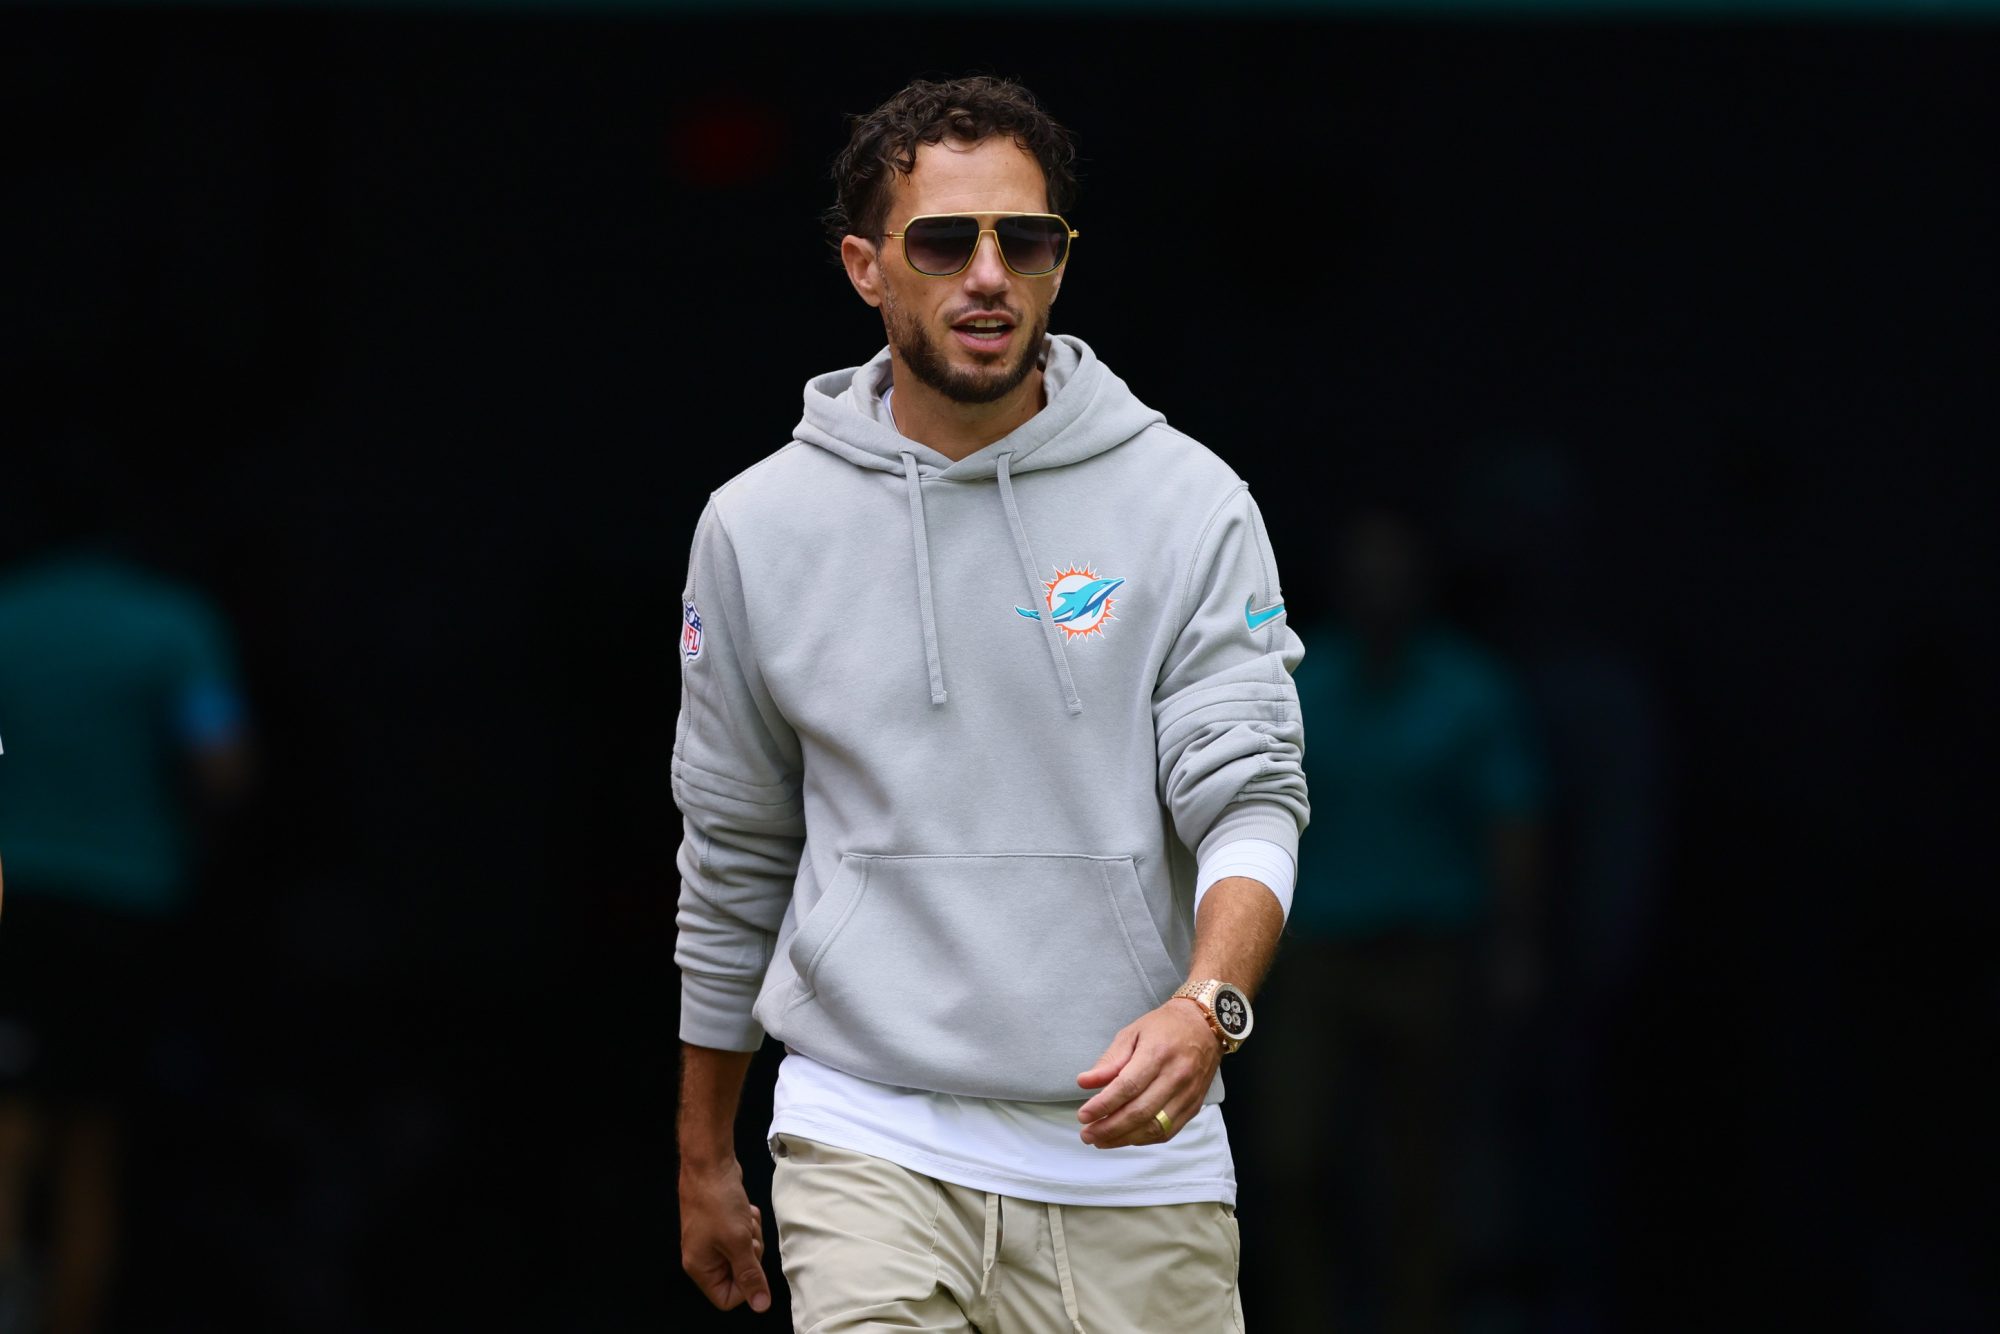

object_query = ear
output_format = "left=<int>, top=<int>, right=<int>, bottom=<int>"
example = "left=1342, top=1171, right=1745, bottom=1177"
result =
left=841, top=234, right=884, bottom=309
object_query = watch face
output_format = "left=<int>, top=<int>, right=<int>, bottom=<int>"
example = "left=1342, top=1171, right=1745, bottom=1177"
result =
left=1213, top=984, right=1252, bottom=1039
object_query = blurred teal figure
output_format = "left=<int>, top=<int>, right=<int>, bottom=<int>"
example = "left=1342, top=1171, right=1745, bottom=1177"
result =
left=1248, top=510, right=1543, bottom=1334
left=0, top=550, right=250, bottom=1334
left=0, top=554, right=247, bottom=910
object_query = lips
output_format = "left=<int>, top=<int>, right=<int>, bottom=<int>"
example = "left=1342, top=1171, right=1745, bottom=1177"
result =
left=951, top=312, right=1015, bottom=353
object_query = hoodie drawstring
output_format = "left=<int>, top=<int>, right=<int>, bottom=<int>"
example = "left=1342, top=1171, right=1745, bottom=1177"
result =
left=899, top=452, right=948, bottom=706
left=996, top=452, right=1084, bottom=716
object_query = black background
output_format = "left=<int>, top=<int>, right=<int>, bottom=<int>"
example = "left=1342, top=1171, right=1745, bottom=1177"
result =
left=2, top=6, right=1995, bottom=1330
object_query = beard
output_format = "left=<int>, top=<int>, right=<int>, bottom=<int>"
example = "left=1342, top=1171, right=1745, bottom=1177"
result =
left=882, top=294, right=1047, bottom=405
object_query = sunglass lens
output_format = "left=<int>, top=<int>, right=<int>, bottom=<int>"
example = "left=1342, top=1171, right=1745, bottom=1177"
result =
left=903, top=216, right=979, bottom=275
left=996, top=216, right=1068, bottom=274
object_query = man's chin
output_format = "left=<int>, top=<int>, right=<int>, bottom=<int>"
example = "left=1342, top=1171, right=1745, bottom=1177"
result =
left=942, top=372, right=1029, bottom=406
left=954, top=364, right=1021, bottom=396
left=942, top=346, right=1040, bottom=404
left=889, top=315, right=1043, bottom=406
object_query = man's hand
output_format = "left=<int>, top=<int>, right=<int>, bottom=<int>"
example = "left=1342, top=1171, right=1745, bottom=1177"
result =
left=1074, top=998, right=1221, bottom=1148
left=678, top=1157, right=772, bottom=1313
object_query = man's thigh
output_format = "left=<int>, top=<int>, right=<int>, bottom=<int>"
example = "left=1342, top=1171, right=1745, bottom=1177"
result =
left=769, top=1134, right=983, bottom=1333
left=991, top=1196, right=1243, bottom=1334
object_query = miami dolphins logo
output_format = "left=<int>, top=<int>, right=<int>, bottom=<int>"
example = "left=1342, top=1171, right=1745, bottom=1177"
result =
left=1015, top=564, right=1124, bottom=641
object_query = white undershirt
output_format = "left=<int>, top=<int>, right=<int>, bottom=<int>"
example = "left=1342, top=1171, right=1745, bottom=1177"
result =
left=770, top=817, right=1296, bottom=1206
left=1196, top=839, right=1296, bottom=918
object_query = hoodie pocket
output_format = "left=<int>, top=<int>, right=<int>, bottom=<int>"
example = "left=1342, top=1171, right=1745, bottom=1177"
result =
left=776, top=853, right=1185, bottom=1103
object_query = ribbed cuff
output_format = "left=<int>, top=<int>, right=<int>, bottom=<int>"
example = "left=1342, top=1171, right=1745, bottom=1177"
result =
left=678, top=969, right=768, bottom=1052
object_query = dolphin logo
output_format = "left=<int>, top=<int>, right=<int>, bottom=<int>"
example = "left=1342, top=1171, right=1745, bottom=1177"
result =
left=1017, top=577, right=1124, bottom=624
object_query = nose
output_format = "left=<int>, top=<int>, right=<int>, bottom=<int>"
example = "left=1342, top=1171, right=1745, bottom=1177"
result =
left=961, top=228, right=1013, bottom=297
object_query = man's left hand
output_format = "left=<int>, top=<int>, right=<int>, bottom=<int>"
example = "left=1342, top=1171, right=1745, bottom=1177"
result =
left=1074, top=998, right=1220, bottom=1148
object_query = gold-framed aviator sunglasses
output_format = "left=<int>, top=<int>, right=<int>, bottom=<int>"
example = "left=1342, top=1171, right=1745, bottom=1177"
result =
left=885, top=212, right=1079, bottom=278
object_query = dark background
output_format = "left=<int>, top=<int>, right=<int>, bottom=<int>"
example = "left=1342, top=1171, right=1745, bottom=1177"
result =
left=2, top=4, right=1995, bottom=1331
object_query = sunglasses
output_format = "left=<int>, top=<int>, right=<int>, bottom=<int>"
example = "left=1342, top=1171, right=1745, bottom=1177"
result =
left=884, top=213, right=1079, bottom=278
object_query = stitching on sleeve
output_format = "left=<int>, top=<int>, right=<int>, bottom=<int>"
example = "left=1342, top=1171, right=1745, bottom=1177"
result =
left=1177, top=482, right=1250, bottom=624
left=1250, top=496, right=1282, bottom=608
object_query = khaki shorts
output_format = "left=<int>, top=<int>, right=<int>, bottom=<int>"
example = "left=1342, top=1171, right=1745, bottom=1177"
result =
left=770, top=1133, right=1245, bottom=1333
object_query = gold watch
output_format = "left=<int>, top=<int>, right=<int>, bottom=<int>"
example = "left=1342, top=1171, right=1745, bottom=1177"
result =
left=1172, top=979, right=1253, bottom=1054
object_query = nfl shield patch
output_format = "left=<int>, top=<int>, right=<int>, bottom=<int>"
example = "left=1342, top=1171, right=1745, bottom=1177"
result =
left=681, top=599, right=704, bottom=663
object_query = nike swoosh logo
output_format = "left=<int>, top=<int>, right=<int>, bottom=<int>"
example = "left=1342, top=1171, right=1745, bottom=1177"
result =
left=1245, top=596, right=1287, bottom=631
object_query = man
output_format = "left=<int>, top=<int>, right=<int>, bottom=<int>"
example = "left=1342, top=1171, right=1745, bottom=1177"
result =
left=1243, top=508, right=1543, bottom=1334
left=674, top=76, right=1307, bottom=1331
left=0, top=537, right=252, bottom=1334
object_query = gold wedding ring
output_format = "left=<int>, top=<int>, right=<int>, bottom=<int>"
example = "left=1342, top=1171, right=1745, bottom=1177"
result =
left=1153, top=1109, right=1174, bottom=1137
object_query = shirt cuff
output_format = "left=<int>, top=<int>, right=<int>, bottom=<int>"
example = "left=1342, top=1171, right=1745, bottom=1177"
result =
left=1194, top=838, right=1296, bottom=922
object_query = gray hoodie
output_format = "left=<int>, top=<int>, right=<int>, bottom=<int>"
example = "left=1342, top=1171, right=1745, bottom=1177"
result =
left=674, top=334, right=1308, bottom=1105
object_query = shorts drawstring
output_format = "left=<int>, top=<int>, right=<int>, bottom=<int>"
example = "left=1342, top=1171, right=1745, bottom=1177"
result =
left=979, top=1191, right=1001, bottom=1302
left=1046, top=1201, right=1086, bottom=1333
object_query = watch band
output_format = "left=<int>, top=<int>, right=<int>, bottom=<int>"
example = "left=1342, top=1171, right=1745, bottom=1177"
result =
left=1172, top=978, right=1253, bottom=1054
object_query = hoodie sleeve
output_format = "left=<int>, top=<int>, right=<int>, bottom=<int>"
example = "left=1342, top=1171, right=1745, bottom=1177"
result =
left=673, top=501, right=807, bottom=1051
left=1153, top=484, right=1310, bottom=869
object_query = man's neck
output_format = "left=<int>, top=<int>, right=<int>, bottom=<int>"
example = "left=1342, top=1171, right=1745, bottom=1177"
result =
left=887, top=364, right=1046, bottom=462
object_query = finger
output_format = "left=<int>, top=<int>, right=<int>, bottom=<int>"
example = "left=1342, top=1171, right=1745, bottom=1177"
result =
left=1078, top=1061, right=1155, bottom=1127
left=1107, top=1096, right=1196, bottom=1149
left=690, top=1225, right=771, bottom=1312
left=1079, top=1043, right=1166, bottom=1134
left=1078, top=1024, right=1163, bottom=1118
left=1075, top=1026, right=1137, bottom=1091
left=735, top=1251, right=773, bottom=1314
left=697, top=1265, right=742, bottom=1311
left=1092, top=1057, right=1215, bottom=1148
left=1085, top=1070, right=1180, bottom=1148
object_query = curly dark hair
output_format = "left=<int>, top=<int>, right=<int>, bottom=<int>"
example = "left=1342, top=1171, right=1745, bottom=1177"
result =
left=824, top=75, right=1078, bottom=251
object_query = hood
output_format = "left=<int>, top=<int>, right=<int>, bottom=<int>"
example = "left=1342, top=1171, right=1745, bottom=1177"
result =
left=788, top=334, right=1163, bottom=719
left=792, top=333, right=1165, bottom=479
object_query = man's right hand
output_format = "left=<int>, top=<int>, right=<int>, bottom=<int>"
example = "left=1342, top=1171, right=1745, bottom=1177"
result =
left=678, top=1157, right=772, bottom=1313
